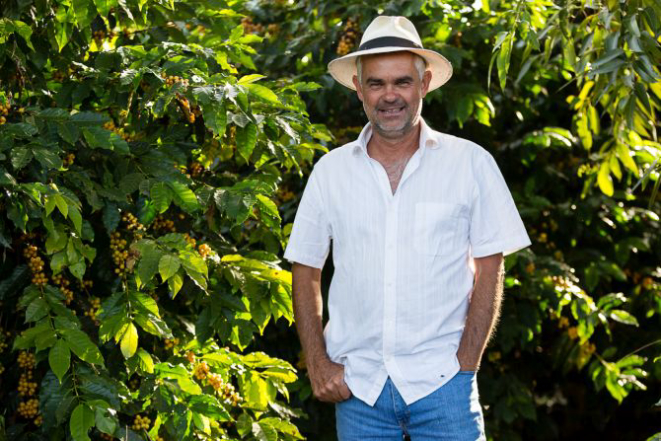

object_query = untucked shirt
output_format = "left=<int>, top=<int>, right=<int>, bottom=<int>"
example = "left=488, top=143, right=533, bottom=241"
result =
left=284, top=120, right=531, bottom=406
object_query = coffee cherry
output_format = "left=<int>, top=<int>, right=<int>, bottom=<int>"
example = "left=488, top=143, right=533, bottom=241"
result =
left=18, top=351, right=36, bottom=369
left=337, top=18, right=359, bottom=56
left=132, top=415, right=151, bottom=431
left=241, top=16, right=264, bottom=34
left=198, top=243, right=212, bottom=259
left=18, top=398, right=39, bottom=418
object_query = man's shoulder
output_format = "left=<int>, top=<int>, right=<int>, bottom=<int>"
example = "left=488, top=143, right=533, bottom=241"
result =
left=313, top=141, right=359, bottom=171
left=428, top=129, right=491, bottom=161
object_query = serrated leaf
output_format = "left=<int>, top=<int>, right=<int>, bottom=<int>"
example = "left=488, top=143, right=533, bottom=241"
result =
left=49, top=339, right=71, bottom=383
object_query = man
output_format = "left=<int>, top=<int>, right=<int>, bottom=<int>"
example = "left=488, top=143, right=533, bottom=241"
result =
left=284, top=16, right=531, bottom=440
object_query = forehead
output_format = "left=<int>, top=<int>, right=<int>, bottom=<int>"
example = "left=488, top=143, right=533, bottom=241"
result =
left=360, top=52, right=419, bottom=78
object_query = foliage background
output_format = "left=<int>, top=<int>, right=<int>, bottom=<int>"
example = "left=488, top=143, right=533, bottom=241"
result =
left=0, top=0, right=660, bottom=440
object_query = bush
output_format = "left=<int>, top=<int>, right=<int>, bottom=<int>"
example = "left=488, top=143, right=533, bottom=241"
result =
left=0, top=0, right=330, bottom=439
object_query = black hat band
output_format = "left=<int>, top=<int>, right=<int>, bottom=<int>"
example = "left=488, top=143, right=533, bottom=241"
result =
left=358, top=36, right=423, bottom=51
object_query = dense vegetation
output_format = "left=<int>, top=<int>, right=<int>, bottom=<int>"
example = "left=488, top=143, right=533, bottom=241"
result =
left=0, top=0, right=659, bottom=440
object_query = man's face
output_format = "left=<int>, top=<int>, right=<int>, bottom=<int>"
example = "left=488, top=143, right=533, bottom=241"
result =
left=352, top=52, right=432, bottom=140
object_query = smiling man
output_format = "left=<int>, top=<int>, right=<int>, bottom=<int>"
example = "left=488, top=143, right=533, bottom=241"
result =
left=284, top=16, right=531, bottom=440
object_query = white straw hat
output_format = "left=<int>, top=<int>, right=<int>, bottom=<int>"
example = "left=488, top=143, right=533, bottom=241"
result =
left=328, top=16, right=453, bottom=91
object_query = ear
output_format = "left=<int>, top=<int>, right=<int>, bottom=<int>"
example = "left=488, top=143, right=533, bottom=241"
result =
left=352, top=75, right=364, bottom=102
left=420, top=70, right=432, bottom=98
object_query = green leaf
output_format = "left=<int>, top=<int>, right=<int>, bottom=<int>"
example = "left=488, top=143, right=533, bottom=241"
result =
left=54, top=194, right=69, bottom=218
left=95, top=0, right=119, bottom=15
left=609, top=310, right=639, bottom=326
left=236, top=122, right=258, bottom=162
left=95, top=406, right=118, bottom=435
left=179, top=250, right=207, bottom=277
left=33, top=147, right=64, bottom=169
left=159, top=254, right=181, bottom=282
left=82, top=127, right=114, bottom=150
left=136, top=243, right=163, bottom=288
left=247, top=84, right=280, bottom=104
left=26, top=297, right=50, bottom=322
left=12, top=20, right=34, bottom=50
left=55, top=22, right=72, bottom=52
left=168, top=270, right=184, bottom=298
left=58, top=123, right=80, bottom=144
left=239, top=371, right=270, bottom=410
left=238, top=74, right=266, bottom=85
left=103, top=203, right=120, bottom=232
left=253, top=421, right=278, bottom=441
left=167, top=181, right=199, bottom=213
left=118, top=322, right=139, bottom=358
left=62, top=329, right=104, bottom=366
left=70, top=403, right=95, bottom=441
left=151, top=182, right=172, bottom=214
left=11, top=147, right=33, bottom=169
left=597, top=161, right=614, bottom=196
left=69, top=205, right=82, bottom=234
left=119, top=173, right=144, bottom=195
left=0, top=166, right=17, bottom=186
left=496, top=33, right=513, bottom=91
left=49, top=339, right=71, bottom=383
left=135, top=347, right=154, bottom=373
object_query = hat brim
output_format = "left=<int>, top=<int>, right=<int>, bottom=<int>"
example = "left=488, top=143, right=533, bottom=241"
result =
left=328, top=47, right=453, bottom=91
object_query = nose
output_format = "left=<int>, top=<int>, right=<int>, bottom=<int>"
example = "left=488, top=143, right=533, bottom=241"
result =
left=382, top=84, right=399, bottom=102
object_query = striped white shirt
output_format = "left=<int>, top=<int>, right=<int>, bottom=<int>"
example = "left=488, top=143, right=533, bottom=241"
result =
left=284, top=120, right=531, bottom=406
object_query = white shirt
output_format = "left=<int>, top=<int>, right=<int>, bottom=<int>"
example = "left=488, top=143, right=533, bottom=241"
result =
left=284, top=120, right=531, bottom=406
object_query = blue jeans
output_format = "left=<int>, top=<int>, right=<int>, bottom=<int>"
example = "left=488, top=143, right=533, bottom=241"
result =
left=335, top=372, right=486, bottom=440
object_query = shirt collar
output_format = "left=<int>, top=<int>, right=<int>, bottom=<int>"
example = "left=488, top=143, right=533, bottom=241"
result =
left=351, top=118, right=440, bottom=157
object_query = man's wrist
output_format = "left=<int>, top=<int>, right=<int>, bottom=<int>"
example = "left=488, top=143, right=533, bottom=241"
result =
left=307, top=354, right=332, bottom=374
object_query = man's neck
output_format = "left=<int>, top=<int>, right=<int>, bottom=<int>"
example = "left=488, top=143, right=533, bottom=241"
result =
left=367, top=121, right=421, bottom=164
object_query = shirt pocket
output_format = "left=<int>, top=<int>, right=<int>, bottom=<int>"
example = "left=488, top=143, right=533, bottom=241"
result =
left=413, top=202, right=463, bottom=256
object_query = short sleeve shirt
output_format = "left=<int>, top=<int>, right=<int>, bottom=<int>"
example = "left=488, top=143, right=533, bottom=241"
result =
left=284, top=120, right=531, bottom=406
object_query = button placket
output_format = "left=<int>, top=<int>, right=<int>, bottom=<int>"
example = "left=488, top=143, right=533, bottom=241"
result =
left=382, top=196, right=399, bottom=368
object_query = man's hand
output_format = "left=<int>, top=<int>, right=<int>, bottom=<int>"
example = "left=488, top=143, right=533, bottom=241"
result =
left=308, top=359, right=352, bottom=403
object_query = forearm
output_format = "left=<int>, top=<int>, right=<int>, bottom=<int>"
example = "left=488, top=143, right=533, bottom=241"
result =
left=457, top=254, right=505, bottom=370
left=292, top=263, right=330, bottom=374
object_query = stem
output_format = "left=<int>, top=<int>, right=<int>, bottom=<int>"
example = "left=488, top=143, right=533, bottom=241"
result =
left=618, top=338, right=661, bottom=362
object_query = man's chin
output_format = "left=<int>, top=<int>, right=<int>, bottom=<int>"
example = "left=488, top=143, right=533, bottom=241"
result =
left=373, top=121, right=411, bottom=138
